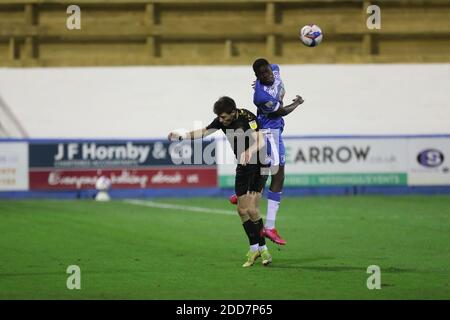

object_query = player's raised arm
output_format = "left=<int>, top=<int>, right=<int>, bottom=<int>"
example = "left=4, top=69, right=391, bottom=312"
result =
left=272, top=95, right=304, bottom=117
left=167, top=127, right=217, bottom=141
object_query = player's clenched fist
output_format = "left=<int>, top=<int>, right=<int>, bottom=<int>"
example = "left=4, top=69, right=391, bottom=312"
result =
left=168, top=130, right=188, bottom=141
left=292, top=95, right=304, bottom=106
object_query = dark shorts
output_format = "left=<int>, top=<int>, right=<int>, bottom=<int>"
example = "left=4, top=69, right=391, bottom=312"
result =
left=235, top=164, right=268, bottom=197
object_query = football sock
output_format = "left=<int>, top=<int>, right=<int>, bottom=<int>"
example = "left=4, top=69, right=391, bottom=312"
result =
left=266, top=190, right=281, bottom=229
left=259, top=245, right=268, bottom=251
left=254, top=218, right=266, bottom=246
left=243, top=220, right=259, bottom=246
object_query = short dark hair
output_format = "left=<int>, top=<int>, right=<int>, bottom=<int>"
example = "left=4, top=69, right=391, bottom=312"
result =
left=213, top=96, right=236, bottom=115
left=252, top=58, right=270, bottom=74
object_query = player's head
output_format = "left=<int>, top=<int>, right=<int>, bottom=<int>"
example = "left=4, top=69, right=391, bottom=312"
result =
left=253, top=58, right=274, bottom=85
left=214, top=96, right=237, bottom=127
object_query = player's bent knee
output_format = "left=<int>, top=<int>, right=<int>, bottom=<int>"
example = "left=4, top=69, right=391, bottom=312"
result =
left=247, top=208, right=261, bottom=221
left=237, top=205, right=248, bottom=217
left=245, top=194, right=262, bottom=221
left=270, top=173, right=285, bottom=192
left=237, top=207, right=250, bottom=223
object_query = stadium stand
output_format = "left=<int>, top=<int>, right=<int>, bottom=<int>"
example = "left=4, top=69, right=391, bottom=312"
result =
left=0, top=0, right=449, bottom=67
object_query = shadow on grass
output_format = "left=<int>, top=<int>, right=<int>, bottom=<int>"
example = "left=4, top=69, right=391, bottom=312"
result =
left=297, top=266, right=414, bottom=273
left=269, top=256, right=334, bottom=269
left=270, top=257, right=416, bottom=274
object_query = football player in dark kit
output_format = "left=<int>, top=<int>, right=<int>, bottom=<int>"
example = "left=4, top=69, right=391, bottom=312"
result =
left=168, top=96, right=272, bottom=267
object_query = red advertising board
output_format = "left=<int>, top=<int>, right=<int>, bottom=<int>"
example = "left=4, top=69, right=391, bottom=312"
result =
left=29, top=168, right=217, bottom=190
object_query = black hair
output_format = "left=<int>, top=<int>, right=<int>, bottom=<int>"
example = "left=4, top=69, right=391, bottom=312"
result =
left=252, top=58, right=270, bottom=74
left=213, top=96, right=237, bottom=115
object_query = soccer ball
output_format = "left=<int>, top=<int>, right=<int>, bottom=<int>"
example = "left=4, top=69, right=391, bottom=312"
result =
left=95, top=176, right=111, bottom=201
left=300, top=24, right=323, bottom=47
left=95, top=176, right=111, bottom=191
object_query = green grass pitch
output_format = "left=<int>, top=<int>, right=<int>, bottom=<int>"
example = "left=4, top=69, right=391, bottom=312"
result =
left=0, top=196, right=449, bottom=299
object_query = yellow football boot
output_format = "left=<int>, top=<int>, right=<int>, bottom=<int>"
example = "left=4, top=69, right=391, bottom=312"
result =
left=260, top=248, right=272, bottom=266
left=242, top=250, right=261, bottom=267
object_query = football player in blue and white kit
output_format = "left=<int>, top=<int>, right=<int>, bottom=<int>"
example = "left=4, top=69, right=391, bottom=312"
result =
left=248, top=58, right=304, bottom=245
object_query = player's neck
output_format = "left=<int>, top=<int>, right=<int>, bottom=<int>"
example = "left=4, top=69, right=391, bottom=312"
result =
left=261, top=80, right=274, bottom=86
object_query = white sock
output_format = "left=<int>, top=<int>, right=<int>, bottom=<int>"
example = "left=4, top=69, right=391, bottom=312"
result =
left=250, top=244, right=259, bottom=252
left=259, top=245, right=267, bottom=251
left=265, top=199, right=280, bottom=229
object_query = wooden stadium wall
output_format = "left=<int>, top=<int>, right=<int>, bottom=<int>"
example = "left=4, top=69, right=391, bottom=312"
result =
left=0, top=0, right=449, bottom=67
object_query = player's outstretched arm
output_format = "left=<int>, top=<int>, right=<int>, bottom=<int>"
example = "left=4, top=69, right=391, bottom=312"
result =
left=168, top=127, right=217, bottom=141
left=273, top=95, right=304, bottom=117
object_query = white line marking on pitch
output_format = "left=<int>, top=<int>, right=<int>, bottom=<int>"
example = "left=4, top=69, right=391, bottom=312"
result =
left=124, top=199, right=236, bottom=216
